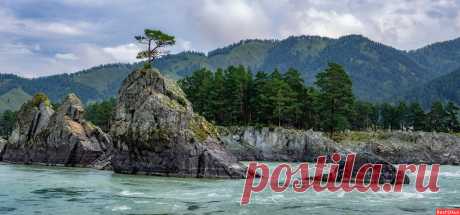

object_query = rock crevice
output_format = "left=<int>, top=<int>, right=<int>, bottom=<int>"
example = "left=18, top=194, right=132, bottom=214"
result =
left=110, top=68, right=246, bottom=178
left=1, top=94, right=112, bottom=169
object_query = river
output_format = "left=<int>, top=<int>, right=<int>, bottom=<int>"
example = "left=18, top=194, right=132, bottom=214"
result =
left=0, top=162, right=459, bottom=214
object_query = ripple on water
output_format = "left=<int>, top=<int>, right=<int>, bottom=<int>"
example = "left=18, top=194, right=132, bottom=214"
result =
left=397, top=207, right=428, bottom=213
left=119, top=190, right=145, bottom=196
left=0, top=207, right=16, bottom=213
left=111, top=205, right=131, bottom=211
left=30, top=187, right=91, bottom=199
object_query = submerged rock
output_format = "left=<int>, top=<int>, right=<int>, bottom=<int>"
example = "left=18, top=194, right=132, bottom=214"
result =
left=1, top=94, right=111, bottom=169
left=110, top=68, right=246, bottom=178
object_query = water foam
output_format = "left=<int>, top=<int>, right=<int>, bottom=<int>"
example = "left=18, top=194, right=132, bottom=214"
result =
left=111, top=205, right=131, bottom=211
left=119, top=190, right=144, bottom=196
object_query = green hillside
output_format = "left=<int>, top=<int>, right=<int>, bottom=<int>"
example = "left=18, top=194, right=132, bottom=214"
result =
left=1, top=34, right=460, bottom=111
left=408, top=37, right=460, bottom=76
left=0, top=88, right=31, bottom=112
left=404, top=68, right=460, bottom=108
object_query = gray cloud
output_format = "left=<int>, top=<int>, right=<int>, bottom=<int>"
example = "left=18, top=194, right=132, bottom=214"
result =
left=1, top=0, right=460, bottom=77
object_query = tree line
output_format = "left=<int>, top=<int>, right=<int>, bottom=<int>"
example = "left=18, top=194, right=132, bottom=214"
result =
left=1, top=63, right=459, bottom=138
left=179, top=63, right=460, bottom=136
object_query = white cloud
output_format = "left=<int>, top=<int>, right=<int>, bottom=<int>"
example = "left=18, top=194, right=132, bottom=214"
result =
left=2, top=0, right=460, bottom=77
left=0, top=43, right=34, bottom=55
left=55, top=53, right=79, bottom=60
left=0, top=8, right=88, bottom=37
left=102, top=43, right=140, bottom=62
left=280, top=8, right=365, bottom=38
left=189, top=0, right=272, bottom=49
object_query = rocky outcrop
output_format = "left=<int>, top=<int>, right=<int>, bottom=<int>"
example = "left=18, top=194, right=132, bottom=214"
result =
left=1, top=94, right=111, bottom=169
left=110, top=68, right=246, bottom=178
left=340, top=131, right=460, bottom=165
left=0, top=137, right=6, bottom=159
left=220, top=126, right=337, bottom=162
left=220, top=127, right=439, bottom=184
left=219, top=127, right=460, bottom=165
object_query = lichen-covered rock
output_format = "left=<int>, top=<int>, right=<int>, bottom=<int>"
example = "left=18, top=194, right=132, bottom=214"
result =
left=110, top=68, right=246, bottom=178
left=219, top=126, right=337, bottom=162
left=220, top=126, right=409, bottom=184
left=341, top=131, right=460, bottom=165
left=1, top=93, right=112, bottom=169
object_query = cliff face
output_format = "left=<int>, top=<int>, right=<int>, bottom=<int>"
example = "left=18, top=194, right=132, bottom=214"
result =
left=1, top=94, right=112, bottom=169
left=219, top=127, right=460, bottom=165
left=219, top=126, right=337, bottom=162
left=341, top=132, right=460, bottom=165
left=110, top=68, right=246, bottom=178
left=220, top=126, right=410, bottom=183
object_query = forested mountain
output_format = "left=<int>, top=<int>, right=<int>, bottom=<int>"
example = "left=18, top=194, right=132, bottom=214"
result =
left=1, top=34, right=459, bottom=111
left=408, top=37, right=460, bottom=77
left=404, top=68, right=460, bottom=107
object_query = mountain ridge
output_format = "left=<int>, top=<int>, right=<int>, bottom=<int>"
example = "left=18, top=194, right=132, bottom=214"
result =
left=1, top=34, right=459, bottom=111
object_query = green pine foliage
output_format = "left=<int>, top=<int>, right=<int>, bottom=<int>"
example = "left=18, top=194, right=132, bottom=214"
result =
left=85, top=98, right=117, bottom=132
left=315, top=63, right=355, bottom=137
left=180, top=64, right=460, bottom=134
left=0, top=110, right=16, bottom=137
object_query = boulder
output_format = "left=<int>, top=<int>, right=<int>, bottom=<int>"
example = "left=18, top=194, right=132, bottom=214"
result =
left=110, top=68, right=246, bottom=178
left=1, top=93, right=111, bottom=169
left=0, top=137, right=6, bottom=159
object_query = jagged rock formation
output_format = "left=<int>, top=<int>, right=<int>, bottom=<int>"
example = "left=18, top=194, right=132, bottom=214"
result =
left=1, top=94, right=111, bottom=169
left=220, top=126, right=337, bottom=162
left=110, top=68, right=246, bottom=178
left=219, top=126, right=460, bottom=165
left=219, top=127, right=416, bottom=184
left=340, top=132, right=460, bottom=165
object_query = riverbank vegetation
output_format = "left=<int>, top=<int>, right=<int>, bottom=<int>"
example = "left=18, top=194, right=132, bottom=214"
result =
left=179, top=63, right=460, bottom=136
left=1, top=63, right=459, bottom=138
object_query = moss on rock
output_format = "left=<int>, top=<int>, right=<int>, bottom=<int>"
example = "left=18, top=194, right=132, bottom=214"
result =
left=31, top=93, right=51, bottom=108
left=189, top=114, right=219, bottom=142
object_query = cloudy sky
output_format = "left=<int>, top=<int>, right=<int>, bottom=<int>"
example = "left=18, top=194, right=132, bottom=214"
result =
left=1, top=0, right=460, bottom=77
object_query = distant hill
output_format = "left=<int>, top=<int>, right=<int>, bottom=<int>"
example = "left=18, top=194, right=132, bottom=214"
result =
left=408, top=37, right=460, bottom=77
left=404, top=68, right=460, bottom=108
left=1, top=34, right=460, bottom=111
left=0, top=87, right=31, bottom=113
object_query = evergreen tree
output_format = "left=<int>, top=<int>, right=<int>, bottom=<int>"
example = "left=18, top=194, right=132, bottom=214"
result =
left=445, top=101, right=460, bottom=132
left=85, top=98, right=116, bottom=132
left=179, top=68, right=214, bottom=119
left=407, top=102, right=426, bottom=131
left=268, top=69, right=296, bottom=126
left=351, top=101, right=374, bottom=130
left=223, top=66, right=251, bottom=125
left=396, top=101, right=409, bottom=130
left=135, top=29, right=176, bottom=67
left=283, top=68, right=306, bottom=127
left=251, top=71, right=271, bottom=125
left=210, top=69, right=226, bottom=124
left=380, top=103, right=398, bottom=130
left=315, top=63, right=355, bottom=137
left=428, top=101, right=448, bottom=132
left=0, top=110, right=17, bottom=137
left=301, top=87, right=319, bottom=130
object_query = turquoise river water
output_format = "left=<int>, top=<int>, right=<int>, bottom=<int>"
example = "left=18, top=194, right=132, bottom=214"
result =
left=0, top=162, right=459, bottom=215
